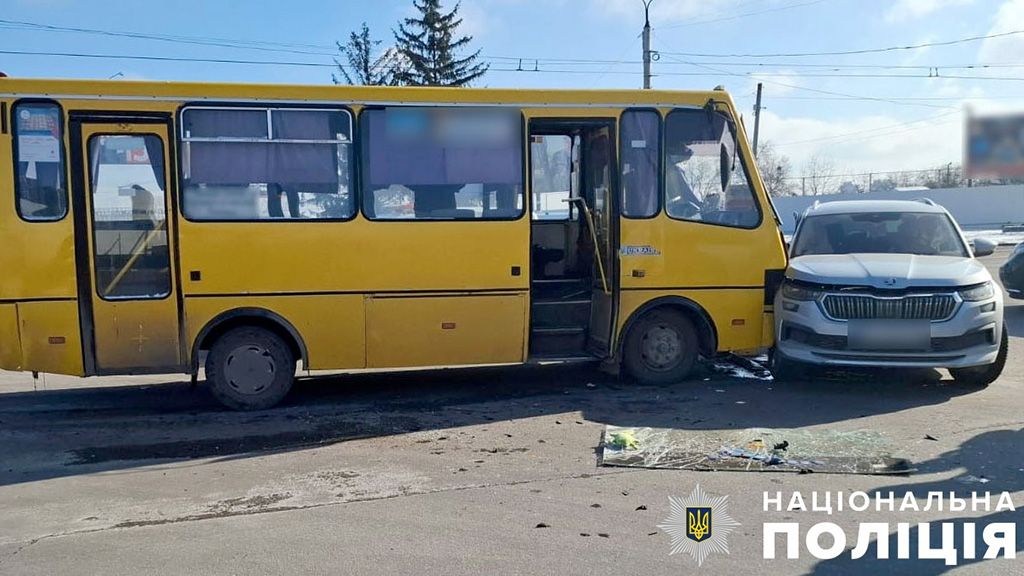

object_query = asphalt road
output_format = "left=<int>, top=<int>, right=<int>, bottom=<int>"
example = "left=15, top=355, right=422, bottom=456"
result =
left=0, top=248, right=1021, bottom=575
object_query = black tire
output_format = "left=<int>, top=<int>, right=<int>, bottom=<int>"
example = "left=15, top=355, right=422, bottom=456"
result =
left=769, top=348, right=808, bottom=382
left=949, top=326, right=1008, bottom=387
left=622, top=309, right=699, bottom=384
left=205, top=326, right=296, bottom=410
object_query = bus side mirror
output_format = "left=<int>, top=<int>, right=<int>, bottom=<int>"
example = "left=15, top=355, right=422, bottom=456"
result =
left=719, top=144, right=731, bottom=192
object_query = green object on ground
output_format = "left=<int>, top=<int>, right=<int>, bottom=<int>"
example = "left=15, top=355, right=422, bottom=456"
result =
left=609, top=430, right=640, bottom=450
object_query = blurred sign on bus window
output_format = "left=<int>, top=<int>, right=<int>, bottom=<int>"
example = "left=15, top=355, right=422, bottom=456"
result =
left=964, top=111, right=1024, bottom=179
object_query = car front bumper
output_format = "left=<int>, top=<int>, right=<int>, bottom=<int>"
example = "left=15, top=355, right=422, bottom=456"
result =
left=774, top=290, right=1003, bottom=369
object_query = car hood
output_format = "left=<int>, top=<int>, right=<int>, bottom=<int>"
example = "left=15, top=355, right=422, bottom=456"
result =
left=787, top=254, right=990, bottom=289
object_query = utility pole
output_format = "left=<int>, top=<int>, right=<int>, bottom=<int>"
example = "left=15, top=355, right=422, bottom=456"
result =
left=752, top=82, right=763, bottom=157
left=642, top=0, right=654, bottom=89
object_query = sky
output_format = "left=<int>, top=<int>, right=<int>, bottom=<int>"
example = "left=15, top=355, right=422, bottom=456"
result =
left=2, top=0, right=1023, bottom=181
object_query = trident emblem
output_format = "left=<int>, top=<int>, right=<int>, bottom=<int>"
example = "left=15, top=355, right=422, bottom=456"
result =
left=687, top=507, right=711, bottom=542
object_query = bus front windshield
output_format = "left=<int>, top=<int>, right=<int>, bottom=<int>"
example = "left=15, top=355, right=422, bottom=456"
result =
left=792, top=212, right=969, bottom=257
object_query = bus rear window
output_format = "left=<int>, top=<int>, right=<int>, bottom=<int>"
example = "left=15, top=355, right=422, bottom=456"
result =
left=13, top=102, right=67, bottom=221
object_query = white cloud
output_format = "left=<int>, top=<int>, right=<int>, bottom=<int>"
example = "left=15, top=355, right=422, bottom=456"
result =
left=978, top=0, right=1024, bottom=63
left=759, top=110, right=965, bottom=174
left=884, top=0, right=974, bottom=23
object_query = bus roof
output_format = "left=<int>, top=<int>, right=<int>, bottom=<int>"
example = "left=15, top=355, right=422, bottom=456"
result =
left=0, top=76, right=733, bottom=109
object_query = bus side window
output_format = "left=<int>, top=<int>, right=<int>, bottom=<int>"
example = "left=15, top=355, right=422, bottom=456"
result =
left=179, top=107, right=354, bottom=221
left=13, top=102, right=68, bottom=221
left=620, top=109, right=660, bottom=218
left=361, top=107, right=524, bottom=221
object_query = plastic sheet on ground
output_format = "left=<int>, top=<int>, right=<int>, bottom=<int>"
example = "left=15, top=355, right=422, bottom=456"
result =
left=600, top=426, right=912, bottom=475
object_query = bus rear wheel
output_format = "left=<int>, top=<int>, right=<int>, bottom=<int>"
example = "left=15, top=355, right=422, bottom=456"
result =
left=622, top=309, right=698, bottom=384
left=205, top=326, right=295, bottom=410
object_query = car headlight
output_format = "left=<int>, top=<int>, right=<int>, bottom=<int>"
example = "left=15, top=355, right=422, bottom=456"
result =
left=959, top=282, right=994, bottom=302
left=781, top=282, right=823, bottom=301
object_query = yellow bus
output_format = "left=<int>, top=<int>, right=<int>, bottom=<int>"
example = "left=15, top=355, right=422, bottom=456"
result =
left=0, top=77, right=787, bottom=409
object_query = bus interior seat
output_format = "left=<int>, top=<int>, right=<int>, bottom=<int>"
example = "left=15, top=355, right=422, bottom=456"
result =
left=429, top=208, right=477, bottom=219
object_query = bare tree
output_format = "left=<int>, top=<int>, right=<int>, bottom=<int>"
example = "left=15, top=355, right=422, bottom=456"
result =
left=755, top=141, right=795, bottom=196
left=802, top=153, right=838, bottom=195
left=334, top=23, right=404, bottom=86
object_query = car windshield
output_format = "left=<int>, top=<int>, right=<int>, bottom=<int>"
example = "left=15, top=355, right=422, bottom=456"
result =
left=791, top=211, right=968, bottom=257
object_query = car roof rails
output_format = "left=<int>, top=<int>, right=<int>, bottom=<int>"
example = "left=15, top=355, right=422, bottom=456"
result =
left=913, top=197, right=937, bottom=206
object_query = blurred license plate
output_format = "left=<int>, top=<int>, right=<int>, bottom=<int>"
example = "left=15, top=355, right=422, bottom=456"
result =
left=848, top=320, right=930, bottom=351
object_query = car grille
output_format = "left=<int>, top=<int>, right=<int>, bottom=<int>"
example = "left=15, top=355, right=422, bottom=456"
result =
left=821, top=293, right=957, bottom=321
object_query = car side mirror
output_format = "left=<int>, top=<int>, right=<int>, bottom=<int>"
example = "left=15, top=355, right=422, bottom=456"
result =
left=972, top=237, right=997, bottom=258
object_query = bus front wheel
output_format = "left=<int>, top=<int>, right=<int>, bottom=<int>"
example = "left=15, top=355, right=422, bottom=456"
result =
left=622, top=309, right=698, bottom=384
left=205, top=326, right=296, bottom=410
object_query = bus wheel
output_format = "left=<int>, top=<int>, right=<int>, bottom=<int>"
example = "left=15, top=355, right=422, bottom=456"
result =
left=623, top=309, right=698, bottom=384
left=205, top=326, right=295, bottom=410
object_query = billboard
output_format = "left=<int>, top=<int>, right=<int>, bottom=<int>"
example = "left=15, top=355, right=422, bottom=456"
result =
left=964, top=111, right=1024, bottom=179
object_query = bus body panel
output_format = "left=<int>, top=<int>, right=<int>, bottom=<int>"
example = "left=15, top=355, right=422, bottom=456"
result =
left=184, top=294, right=366, bottom=371
left=617, top=288, right=766, bottom=353
left=176, top=220, right=529, bottom=294
left=365, top=293, right=526, bottom=368
left=0, top=304, right=21, bottom=370
left=16, top=300, right=84, bottom=375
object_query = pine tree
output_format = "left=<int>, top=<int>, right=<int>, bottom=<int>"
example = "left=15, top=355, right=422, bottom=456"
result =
left=333, top=23, right=403, bottom=86
left=394, top=0, right=488, bottom=87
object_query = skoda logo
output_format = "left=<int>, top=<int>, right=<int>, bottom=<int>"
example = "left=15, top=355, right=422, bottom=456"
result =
left=883, top=277, right=899, bottom=287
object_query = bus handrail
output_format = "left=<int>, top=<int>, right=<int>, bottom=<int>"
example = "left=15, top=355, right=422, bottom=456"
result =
left=103, top=219, right=167, bottom=297
left=564, top=197, right=610, bottom=296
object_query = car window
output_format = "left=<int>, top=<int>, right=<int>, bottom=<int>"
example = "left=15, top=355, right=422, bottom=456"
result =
left=792, top=212, right=968, bottom=257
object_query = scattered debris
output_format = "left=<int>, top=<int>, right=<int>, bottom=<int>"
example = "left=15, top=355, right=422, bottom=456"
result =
left=598, top=533, right=609, bottom=538
left=601, top=425, right=912, bottom=475
left=535, top=523, right=550, bottom=528
left=609, top=430, right=640, bottom=450
left=586, top=383, right=596, bottom=389
left=635, top=505, right=647, bottom=511
left=924, top=434, right=938, bottom=441
left=580, top=533, right=591, bottom=537
left=590, top=503, right=601, bottom=508
left=959, top=475, right=990, bottom=485
left=708, top=354, right=773, bottom=381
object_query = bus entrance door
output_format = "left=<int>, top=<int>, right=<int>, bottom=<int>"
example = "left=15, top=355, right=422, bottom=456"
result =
left=71, top=117, right=183, bottom=374
left=528, top=120, right=617, bottom=359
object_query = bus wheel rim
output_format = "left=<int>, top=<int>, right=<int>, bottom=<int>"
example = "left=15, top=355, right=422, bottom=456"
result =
left=640, top=325, right=682, bottom=371
left=224, top=345, right=277, bottom=395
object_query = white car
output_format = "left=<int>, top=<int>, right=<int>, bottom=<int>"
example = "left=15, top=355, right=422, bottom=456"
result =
left=772, top=199, right=1006, bottom=385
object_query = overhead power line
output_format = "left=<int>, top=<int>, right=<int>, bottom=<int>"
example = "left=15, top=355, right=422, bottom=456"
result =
left=658, top=29, right=1024, bottom=58
left=0, top=18, right=338, bottom=56
left=661, top=0, right=828, bottom=29
left=773, top=110, right=961, bottom=147
left=655, top=51, right=961, bottom=110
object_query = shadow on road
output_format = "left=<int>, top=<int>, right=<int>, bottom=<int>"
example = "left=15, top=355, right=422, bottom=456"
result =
left=0, top=359, right=984, bottom=488
left=1, top=269, right=1018, bottom=489
left=808, top=427, right=1024, bottom=575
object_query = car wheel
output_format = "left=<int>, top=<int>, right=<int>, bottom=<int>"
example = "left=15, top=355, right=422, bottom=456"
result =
left=622, top=310, right=698, bottom=384
left=949, top=326, right=1008, bottom=387
left=205, top=326, right=295, bottom=410
left=769, top=348, right=808, bottom=382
